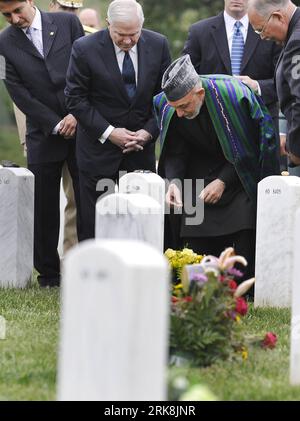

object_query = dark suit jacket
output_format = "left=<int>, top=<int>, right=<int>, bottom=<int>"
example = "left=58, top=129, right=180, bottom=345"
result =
left=65, top=28, right=171, bottom=176
left=276, top=8, right=300, bottom=157
left=183, top=13, right=281, bottom=117
left=0, top=12, right=84, bottom=164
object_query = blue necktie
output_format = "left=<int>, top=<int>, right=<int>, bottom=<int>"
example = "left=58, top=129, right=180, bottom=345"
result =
left=122, top=51, right=136, bottom=99
left=231, top=21, right=244, bottom=75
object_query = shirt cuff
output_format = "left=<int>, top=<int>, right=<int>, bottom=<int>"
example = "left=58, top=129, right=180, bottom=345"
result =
left=99, top=125, right=114, bottom=144
left=256, top=81, right=261, bottom=96
left=52, top=121, right=61, bottom=135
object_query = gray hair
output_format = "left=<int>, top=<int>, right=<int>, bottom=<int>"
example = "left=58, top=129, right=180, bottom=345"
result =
left=249, top=0, right=289, bottom=17
left=107, top=0, right=144, bottom=25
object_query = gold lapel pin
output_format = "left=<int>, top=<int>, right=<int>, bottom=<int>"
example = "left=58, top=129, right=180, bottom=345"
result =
left=50, top=32, right=54, bottom=36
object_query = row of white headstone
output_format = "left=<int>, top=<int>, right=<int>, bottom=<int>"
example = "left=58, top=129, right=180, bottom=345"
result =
left=1, top=168, right=300, bottom=390
left=58, top=172, right=169, bottom=400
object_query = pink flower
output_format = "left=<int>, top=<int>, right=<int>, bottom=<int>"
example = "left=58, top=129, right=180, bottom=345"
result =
left=261, top=332, right=277, bottom=349
left=235, top=297, right=248, bottom=316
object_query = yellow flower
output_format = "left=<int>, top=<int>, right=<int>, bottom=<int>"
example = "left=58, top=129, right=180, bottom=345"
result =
left=240, top=347, right=248, bottom=360
left=235, top=315, right=241, bottom=323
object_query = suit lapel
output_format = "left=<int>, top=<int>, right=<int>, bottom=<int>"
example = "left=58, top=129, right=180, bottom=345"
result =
left=211, top=14, right=231, bottom=74
left=240, top=24, right=259, bottom=72
left=99, top=31, right=129, bottom=102
left=41, top=12, right=57, bottom=59
left=10, top=26, right=42, bottom=60
left=135, top=33, right=149, bottom=100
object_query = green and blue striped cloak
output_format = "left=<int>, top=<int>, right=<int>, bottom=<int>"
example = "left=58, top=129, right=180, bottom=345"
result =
left=154, top=75, right=279, bottom=203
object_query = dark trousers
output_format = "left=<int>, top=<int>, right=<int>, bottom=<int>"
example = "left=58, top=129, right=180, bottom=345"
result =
left=28, top=152, right=81, bottom=286
left=182, top=229, right=256, bottom=282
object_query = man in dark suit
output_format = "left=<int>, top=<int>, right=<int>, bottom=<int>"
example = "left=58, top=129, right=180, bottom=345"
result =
left=183, top=0, right=281, bottom=125
left=65, top=0, right=171, bottom=240
left=248, top=0, right=300, bottom=166
left=0, top=0, right=84, bottom=287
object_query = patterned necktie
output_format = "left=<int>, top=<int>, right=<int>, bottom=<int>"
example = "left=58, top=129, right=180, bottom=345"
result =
left=231, top=21, right=244, bottom=75
left=26, top=26, right=44, bottom=57
left=122, top=51, right=136, bottom=99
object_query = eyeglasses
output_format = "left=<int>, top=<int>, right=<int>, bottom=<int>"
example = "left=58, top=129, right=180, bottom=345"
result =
left=254, top=11, right=277, bottom=35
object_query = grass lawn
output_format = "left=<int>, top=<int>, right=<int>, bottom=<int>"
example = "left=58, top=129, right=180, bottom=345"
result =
left=0, top=126, right=26, bottom=167
left=1, top=286, right=300, bottom=401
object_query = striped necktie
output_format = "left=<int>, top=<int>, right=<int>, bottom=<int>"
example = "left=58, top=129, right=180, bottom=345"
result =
left=231, top=21, right=244, bottom=75
left=26, top=27, right=44, bottom=57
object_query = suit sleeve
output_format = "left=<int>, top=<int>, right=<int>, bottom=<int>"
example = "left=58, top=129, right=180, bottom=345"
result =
left=217, top=162, right=240, bottom=187
left=144, top=37, right=172, bottom=138
left=65, top=41, right=111, bottom=139
left=3, top=58, right=62, bottom=137
left=257, top=42, right=281, bottom=106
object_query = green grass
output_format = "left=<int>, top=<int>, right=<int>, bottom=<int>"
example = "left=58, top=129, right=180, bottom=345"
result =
left=172, top=306, right=300, bottom=401
left=0, top=285, right=60, bottom=401
left=1, top=289, right=300, bottom=401
left=0, top=126, right=26, bottom=167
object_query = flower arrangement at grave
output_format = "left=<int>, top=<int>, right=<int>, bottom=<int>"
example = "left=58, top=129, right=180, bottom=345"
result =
left=165, top=247, right=277, bottom=367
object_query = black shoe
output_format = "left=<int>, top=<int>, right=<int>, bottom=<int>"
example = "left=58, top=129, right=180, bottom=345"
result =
left=38, top=276, right=60, bottom=288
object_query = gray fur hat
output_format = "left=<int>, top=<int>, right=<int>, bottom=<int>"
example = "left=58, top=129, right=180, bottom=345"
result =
left=161, top=54, right=199, bottom=101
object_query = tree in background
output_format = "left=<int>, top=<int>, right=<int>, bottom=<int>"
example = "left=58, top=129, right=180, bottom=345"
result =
left=141, top=0, right=224, bottom=57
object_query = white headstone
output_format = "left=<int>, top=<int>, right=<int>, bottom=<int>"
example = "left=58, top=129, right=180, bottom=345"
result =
left=0, top=167, right=34, bottom=287
left=95, top=193, right=163, bottom=252
left=119, top=171, right=165, bottom=251
left=290, top=208, right=300, bottom=385
left=255, top=176, right=300, bottom=307
left=58, top=239, right=169, bottom=401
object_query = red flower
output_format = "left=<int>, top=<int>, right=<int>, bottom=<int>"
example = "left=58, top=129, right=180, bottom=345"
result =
left=261, top=332, right=277, bottom=349
left=183, top=296, right=193, bottom=303
left=228, top=280, right=238, bottom=291
left=235, top=297, right=248, bottom=316
left=171, top=296, right=179, bottom=303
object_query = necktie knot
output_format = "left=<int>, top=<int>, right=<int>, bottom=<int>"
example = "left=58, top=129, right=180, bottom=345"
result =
left=122, top=51, right=136, bottom=100
left=234, top=21, right=242, bottom=30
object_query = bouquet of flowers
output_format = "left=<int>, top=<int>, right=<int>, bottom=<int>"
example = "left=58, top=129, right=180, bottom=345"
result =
left=165, top=247, right=277, bottom=367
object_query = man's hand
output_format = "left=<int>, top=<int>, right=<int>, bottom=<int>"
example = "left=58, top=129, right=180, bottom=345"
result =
left=108, top=128, right=137, bottom=149
left=199, top=179, right=225, bottom=204
left=289, top=152, right=300, bottom=166
left=59, top=114, right=77, bottom=138
left=280, top=134, right=288, bottom=156
left=235, top=75, right=259, bottom=92
left=123, top=129, right=152, bottom=154
left=166, top=183, right=183, bottom=208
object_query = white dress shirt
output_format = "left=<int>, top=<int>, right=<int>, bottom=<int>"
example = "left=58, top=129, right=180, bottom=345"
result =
left=99, top=44, right=139, bottom=144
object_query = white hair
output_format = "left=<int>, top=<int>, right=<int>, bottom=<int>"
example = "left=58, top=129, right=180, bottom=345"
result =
left=249, top=0, right=289, bottom=17
left=107, top=0, right=144, bottom=25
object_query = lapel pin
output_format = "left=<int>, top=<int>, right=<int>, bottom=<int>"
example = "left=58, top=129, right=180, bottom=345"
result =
left=50, top=32, right=54, bottom=36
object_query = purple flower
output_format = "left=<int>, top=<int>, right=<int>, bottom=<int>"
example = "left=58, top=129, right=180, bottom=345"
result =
left=227, top=267, right=243, bottom=278
left=192, top=273, right=208, bottom=285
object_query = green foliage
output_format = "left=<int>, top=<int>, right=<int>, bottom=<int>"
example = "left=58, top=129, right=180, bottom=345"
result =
left=141, top=0, right=224, bottom=57
left=170, top=270, right=244, bottom=367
